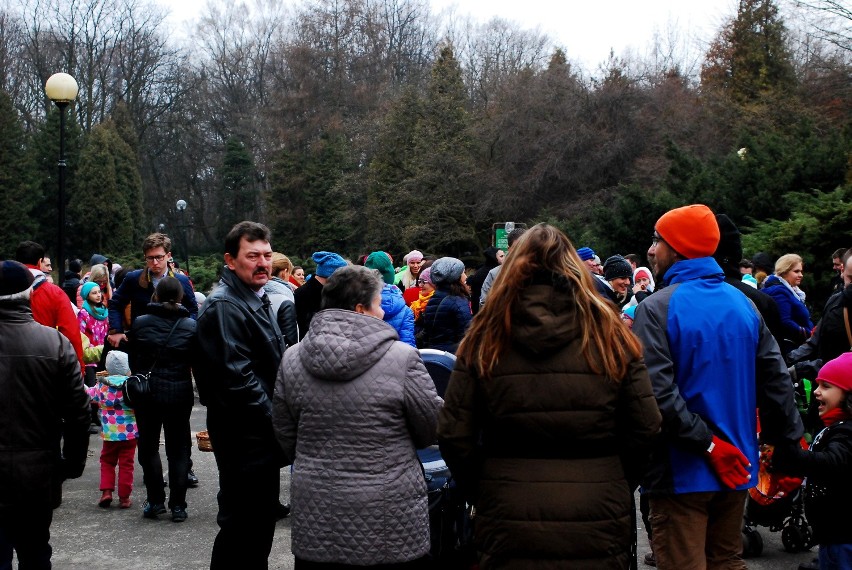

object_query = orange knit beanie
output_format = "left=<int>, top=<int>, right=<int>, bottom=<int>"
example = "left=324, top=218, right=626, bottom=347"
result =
left=655, top=204, right=720, bottom=259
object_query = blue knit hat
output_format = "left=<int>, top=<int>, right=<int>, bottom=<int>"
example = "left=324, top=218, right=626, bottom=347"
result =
left=81, top=281, right=101, bottom=301
left=577, top=247, right=595, bottom=261
left=312, top=251, right=347, bottom=278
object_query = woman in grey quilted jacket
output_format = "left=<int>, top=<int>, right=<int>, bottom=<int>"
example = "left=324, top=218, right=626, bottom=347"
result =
left=273, top=265, right=443, bottom=568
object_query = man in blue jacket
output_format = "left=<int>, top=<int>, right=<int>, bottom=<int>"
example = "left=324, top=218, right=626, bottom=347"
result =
left=107, top=233, right=197, bottom=344
left=633, top=204, right=803, bottom=569
left=106, top=232, right=199, bottom=486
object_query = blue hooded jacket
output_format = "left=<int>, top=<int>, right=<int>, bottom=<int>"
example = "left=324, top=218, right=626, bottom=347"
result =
left=380, top=284, right=416, bottom=348
left=633, top=257, right=802, bottom=495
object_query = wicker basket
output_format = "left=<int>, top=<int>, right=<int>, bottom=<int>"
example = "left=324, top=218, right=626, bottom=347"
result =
left=196, top=430, right=213, bottom=452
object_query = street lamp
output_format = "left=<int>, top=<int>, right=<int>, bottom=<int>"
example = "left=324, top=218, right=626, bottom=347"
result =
left=44, top=72, right=79, bottom=288
left=175, top=199, right=189, bottom=275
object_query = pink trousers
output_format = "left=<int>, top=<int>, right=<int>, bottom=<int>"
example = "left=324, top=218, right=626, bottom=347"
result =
left=100, top=439, right=138, bottom=499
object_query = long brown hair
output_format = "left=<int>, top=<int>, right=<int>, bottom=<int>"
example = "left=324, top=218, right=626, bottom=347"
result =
left=456, top=223, right=642, bottom=380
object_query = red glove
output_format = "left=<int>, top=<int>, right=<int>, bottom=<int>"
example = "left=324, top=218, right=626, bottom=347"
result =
left=706, top=436, right=752, bottom=489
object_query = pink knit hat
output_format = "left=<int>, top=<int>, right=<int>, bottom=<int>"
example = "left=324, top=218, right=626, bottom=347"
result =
left=817, top=353, right=852, bottom=393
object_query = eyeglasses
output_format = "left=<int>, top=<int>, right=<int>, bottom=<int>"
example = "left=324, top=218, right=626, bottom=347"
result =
left=651, top=233, right=665, bottom=247
left=145, top=254, right=166, bottom=262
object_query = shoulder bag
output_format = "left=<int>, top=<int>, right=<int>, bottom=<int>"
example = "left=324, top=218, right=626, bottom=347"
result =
left=124, top=319, right=182, bottom=408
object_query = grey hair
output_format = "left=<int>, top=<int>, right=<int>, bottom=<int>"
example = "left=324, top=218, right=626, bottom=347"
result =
left=321, top=265, right=384, bottom=312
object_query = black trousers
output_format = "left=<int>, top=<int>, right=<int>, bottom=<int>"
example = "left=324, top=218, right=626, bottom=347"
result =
left=135, top=401, right=192, bottom=509
left=207, top=407, right=281, bottom=570
left=209, top=459, right=279, bottom=570
left=0, top=507, right=53, bottom=570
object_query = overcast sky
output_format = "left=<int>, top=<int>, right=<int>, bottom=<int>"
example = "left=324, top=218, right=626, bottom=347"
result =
left=157, top=0, right=738, bottom=72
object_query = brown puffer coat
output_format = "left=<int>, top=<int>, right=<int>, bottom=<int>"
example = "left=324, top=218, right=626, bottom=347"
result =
left=437, top=283, right=661, bottom=569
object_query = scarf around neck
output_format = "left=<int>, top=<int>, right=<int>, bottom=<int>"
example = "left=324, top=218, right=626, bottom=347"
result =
left=83, top=300, right=108, bottom=320
left=821, top=406, right=851, bottom=427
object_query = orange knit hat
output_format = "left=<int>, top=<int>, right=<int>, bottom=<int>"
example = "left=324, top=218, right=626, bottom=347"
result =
left=655, top=204, right=720, bottom=259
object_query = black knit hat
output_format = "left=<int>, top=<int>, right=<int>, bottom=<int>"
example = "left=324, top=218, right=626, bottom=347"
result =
left=714, top=214, right=743, bottom=266
left=603, top=255, right=633, bottom=281
left=0, top=260, right=35, bottom=299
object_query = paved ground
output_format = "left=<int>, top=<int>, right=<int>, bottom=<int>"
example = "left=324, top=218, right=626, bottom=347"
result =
left=42, top=401, right=816, bottom=569
left=49, top=402, right=295, bottom=569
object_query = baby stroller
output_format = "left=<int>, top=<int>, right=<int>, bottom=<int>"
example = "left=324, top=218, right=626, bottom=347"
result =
left=416, top=349, right=475, bottom=568
left=741, top=413, right=814, bottom=558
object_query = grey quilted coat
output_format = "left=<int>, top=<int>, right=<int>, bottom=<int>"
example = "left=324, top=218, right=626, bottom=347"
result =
left=273, top=309, right=443, bottom=565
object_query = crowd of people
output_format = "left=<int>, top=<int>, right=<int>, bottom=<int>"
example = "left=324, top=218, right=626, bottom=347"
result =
left=1, top=204, right=851, bottom=570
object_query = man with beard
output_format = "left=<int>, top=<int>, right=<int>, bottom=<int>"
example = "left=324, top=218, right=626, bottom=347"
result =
left=195, top=221, right=286, bottom=570
left=634, top=204, right=802, bottom=570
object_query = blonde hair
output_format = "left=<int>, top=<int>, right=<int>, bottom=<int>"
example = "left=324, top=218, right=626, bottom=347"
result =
left=271, top=253, right=293, bottom=277
left=88, top=264, right=112, bottom=298
left=456, top=223, right=642, bottom=380
left=775, top=254, right=803, bottom=277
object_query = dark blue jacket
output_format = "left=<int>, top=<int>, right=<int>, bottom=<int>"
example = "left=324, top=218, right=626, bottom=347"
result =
left=633, top=257, right=802, bottom=496
left=420, top=289, right=471, bottom=354
left=108, top=269, right=197, bottom=333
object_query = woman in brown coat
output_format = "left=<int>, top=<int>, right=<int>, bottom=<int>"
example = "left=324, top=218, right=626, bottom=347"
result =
left=437, top=223, right=662, bottom=569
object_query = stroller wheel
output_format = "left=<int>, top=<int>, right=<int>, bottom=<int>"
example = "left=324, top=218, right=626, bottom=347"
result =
left=742, top=528, right=764, bottom=558
left=782, top=524, right=805, bottom=553
left=799, top=523, right=815, bottom=551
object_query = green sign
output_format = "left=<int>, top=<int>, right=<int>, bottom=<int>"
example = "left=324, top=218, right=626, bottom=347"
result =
left=495, top=228, right=508, bottom=250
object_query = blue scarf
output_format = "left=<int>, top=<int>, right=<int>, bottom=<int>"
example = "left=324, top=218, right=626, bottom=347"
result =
left=83, top=300, right=108, bottom=320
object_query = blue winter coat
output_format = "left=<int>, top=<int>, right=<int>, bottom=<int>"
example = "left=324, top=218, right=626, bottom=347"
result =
left=108, top=269, right=197, bottom=333
left=761, top=274, right=814, bottom=354
left=633, top=257, right=802, bottom=496
left=420, top=290, right=472, bottom=354
left=380, top=284, right=416, bottom=348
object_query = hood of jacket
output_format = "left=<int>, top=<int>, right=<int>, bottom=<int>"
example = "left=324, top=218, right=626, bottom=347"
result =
left=265, top=276, right=292, bottom=296
left=663, top=257, right=724, bottom=287
left=481, top=247, right=500, bottom=269
left=143, top=302, right=191, bottom=320
left=380, top=283, right=406, bottom=319
left=298, top=309, right=398, bottom=381
left=509, top=277, right=581, bottom=356
left=633, top=266, right=655, bottom=293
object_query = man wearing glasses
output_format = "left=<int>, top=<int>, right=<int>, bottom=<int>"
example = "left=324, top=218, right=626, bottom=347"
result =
left=107, top=233, right=198, bottom=350
left=107, top=233, right=200, bottom=488
left=632, top=205, right=802, bottom=569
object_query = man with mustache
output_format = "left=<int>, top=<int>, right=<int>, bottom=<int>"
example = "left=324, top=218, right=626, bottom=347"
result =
left=195, top=221, right=286, bottom=570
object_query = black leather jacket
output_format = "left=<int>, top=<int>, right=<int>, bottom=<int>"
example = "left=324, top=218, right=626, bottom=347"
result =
left=0, top=299, right=91, bottom=512
left=129, top=303, right=196, bottom=407
left=195, top=267, right=285, bottom=468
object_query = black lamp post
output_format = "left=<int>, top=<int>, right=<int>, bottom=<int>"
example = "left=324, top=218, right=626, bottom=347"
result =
left=176, top=199, right=189, bottom=274
left=44, top=72, right=79, bottom=288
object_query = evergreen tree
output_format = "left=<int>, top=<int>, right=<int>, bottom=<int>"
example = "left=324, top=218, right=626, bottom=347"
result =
left=701, top=0, right=797, bottom=102
left=218, top=137, right=259, bottom=238
left=0, top=91, right=38, bottom=258
left=366, top=44, right=479, bottom=255
left=267, top=133, right=355, bottom=257
left=67, top=122, right=135, bottom=256
left=110, top=103, right=145, bottom=244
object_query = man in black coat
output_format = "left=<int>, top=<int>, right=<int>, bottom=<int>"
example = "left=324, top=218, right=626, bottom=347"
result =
left=0, top=261, right=90, bottom=568
left=714, top=215, right=785, bottom=347
left=62, top=258, right=82, bottom=303
left=195, top=222, right=287, bottom=570
left=467, top=246, right=502, bottom=315
left=293, top=251, right=346, bottom=340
